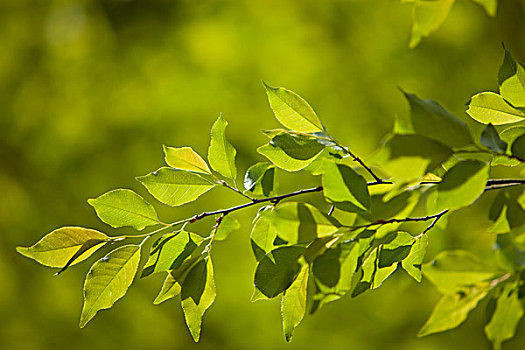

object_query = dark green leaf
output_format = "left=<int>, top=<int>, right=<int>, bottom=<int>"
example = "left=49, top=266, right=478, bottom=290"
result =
left=511, top=134, right=525, bottom=159
left=481, top=123, right=507, bottom=153
left=378, top=231, right=415, bottom=268
left=403, top=91, right=473, bottom=148
left=244, top=162, right=277, bottom=197
left=255, top=246, right=305, bottom=298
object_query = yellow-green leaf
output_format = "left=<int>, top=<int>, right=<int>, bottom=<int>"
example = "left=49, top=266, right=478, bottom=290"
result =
left=498, top=48, right=525, bottom=108
left=418, top=284, right=490, bottom=336
left=263, top=83, right=324, bottom=133
left=435, top=160, right=489, bottom=212
left=80, top=244, right=141, bottom=327
left=17, top=227, right=110, bottom=268
left=409, top=0, right=455, bottom=48
left=472, top=0, right=497, bottom=16
left=154, top=272, right=181, bottom=305
left=208, top=115, right=237, bottom=179
left=137, top=167, right=216, bottom=207
left=281, top=264, right=308, bottom=342
left=163, top=146, right=211, bottom=174
left=181, top=258, right=216, bottom=342
left=88, top=189, right=160, bottom=230
left=467, top=92, right=525, bottom=125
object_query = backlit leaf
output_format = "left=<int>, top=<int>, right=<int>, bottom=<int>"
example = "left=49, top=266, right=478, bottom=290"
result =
left=17, top=227, right=110, bottom=268
left=418, top=284, right=490, bottom=336
left=208, top=115, right=237, bottom=179
left=436, top=160, right=489, bottom=212
left=403, top=91, right=473, bottom=148
left=467, top=92, right=525, bottom=125
left=80, top=244, right=141, bottom=327
left=402, top=234, right=429, bottom=282
left=141, top=231, right=203, bottom=277
left=255, top=246, right=305, bottom=298
left=244, top=162, right=277, bottom=197
left=422, top=250, right=498, bottom=294
left=321, top=160, right=370, bottom=212
left=498, top=48, right=525, bottom=108
left=257, top=132, right=325, bottom=172
left=281, top=264, right=308, bottom=342
left=153, top=272, right=181, bottom=305
left=88, top=189, right=160, bottom=230
left=263, top=83, right=324, bottom=133
left=263, top=202, right=341, bottom=244
left=137, top=168, right=215, bottom=207
left=251, top=208, right=279, bottom=261
left=181, top=259, right=216, bottom=342
left=163, top=146, right=211, bottom=174
left=472, top=0, right=497, bottom=16
left=214, top=214, right=240, bottom=241
left=485, top=281, right=524, bottom=350
left=409, top=0, right=455, bottom=48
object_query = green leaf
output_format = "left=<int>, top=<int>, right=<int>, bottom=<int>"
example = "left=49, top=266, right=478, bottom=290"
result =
left=281, top=264, right=308, bottom=342
left=181, top=258, right=216, bottom=342
left=312, top=241, right=360, bottom=304
left=87, top=189, right=160, bottom=230
left=141, top=231, right=203, bottom=277
left=472, top=0, right=497, bottom=16
left=208, top=115, right=237, bottom=179
left=255, top=246, right=305, bottom=298
left=244, top=162, right=277, bottom=197
left=498, top=49, right=525, bottom=108
left=153, top=272, right=181, bottom=304
left=467, top=92, right=525, bottom=125
left=418, top=284, right=490, bottom=336
left=17, top=227, right=110, bottom=268
left=377, top=134, right=452, bottom=181
left=494, top=233, right=525, bottom=270
left=321, top=160, right=370, bottom=212
left=214, top=214, right=240, bottom=241
left=511, top=134, right=525, bottom=160
left=263, top=202, right=341, bottom=244
left=163, top=146, right=212, bottom=175
left=263, top=83, right=324, bottom=133
left=481, top=124, right=507, bottom=153
left=408, top=0, right=455, bottom=48
left=257, top=132, right=325, bottom=172
left=251, top=207, right=279, bottom=261
left=403, top=91, right=472, bottom=148
left=436, top=160, right=489, bottom=212
left=402, top=234, right=429, bottom=282
left=137, top=168, right=216, bottom=207
left=422, top=250, right=498, bottom=294
left=500, top=125, right=525, bottom=144
left=378, top=231, right=415, bottom=268
left=80, top=244, right=141, bottom=327
left=485, top=282, right=524, bottom=350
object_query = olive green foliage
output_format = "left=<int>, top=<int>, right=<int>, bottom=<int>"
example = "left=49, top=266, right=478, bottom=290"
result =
left=18, top=49, right=525, bottom=348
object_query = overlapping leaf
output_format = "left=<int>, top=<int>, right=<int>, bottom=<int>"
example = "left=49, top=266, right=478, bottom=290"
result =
left=281, top=264, right=308, bottom=342
left=498, top=48, right=525, bottom=108
left=17, top=227, right=110, bottom=268
left=244, top=162, right=277, bottom=197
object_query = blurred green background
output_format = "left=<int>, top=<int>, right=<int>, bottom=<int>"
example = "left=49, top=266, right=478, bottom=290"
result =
left=2, top=0, right=525, bottom=349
